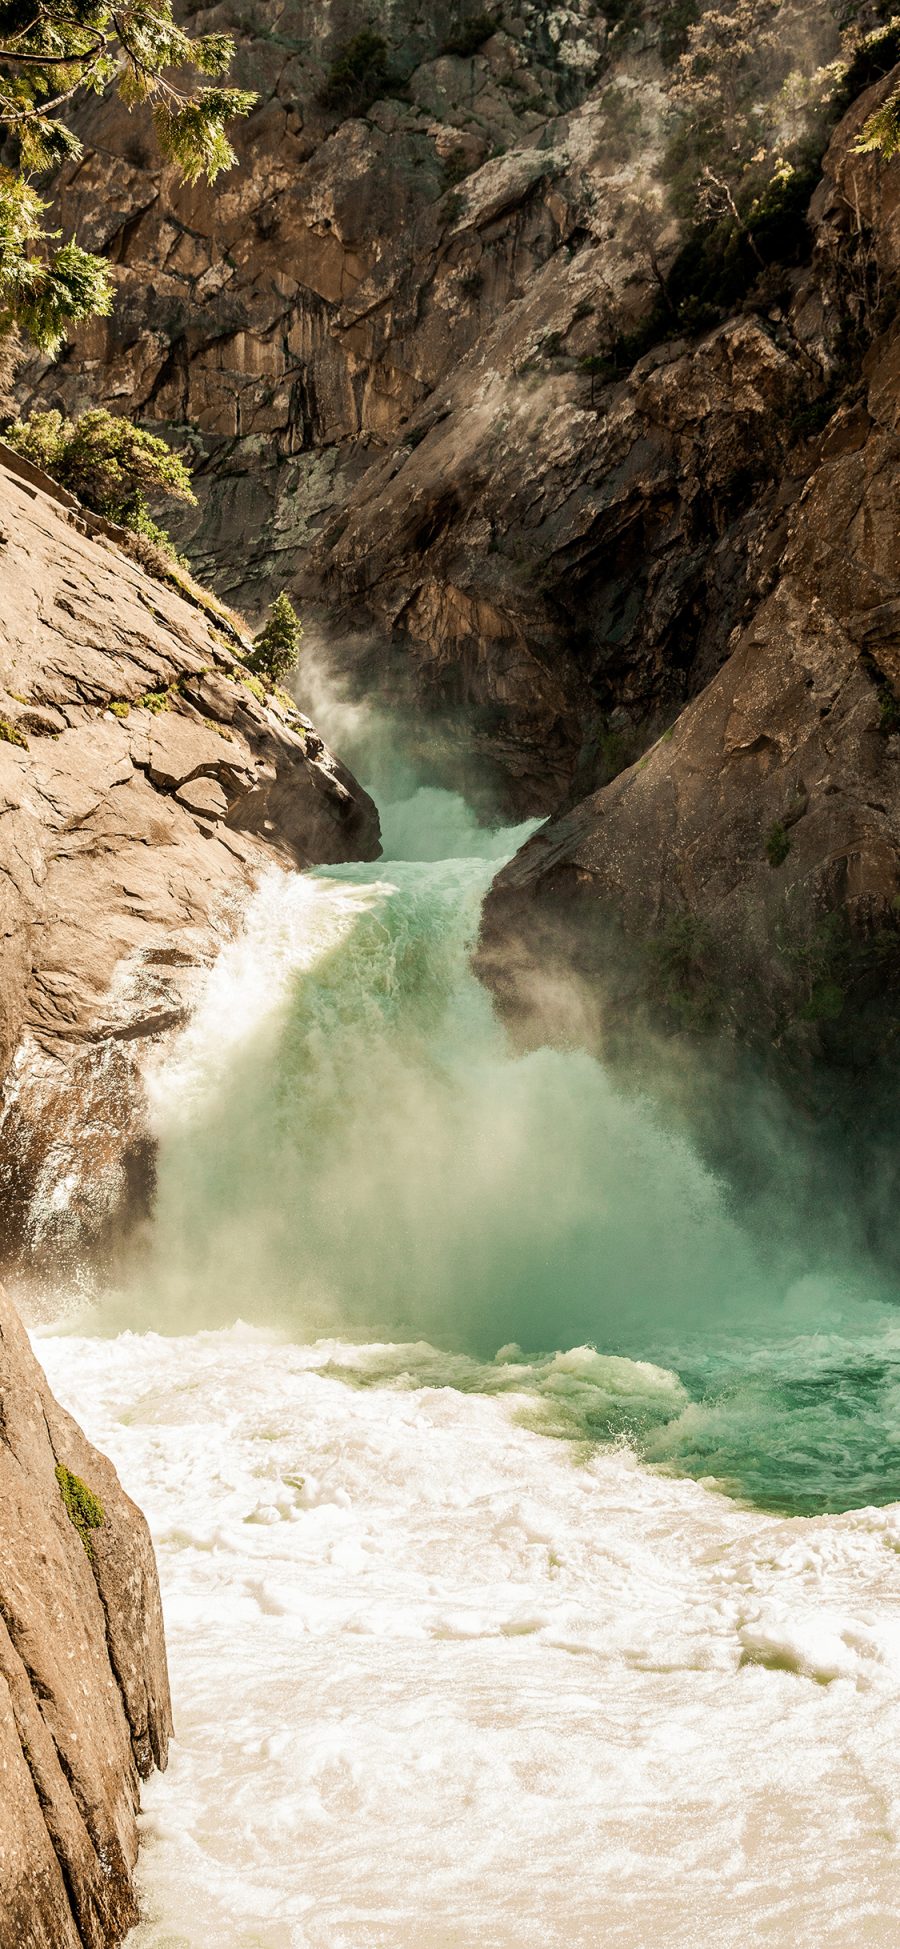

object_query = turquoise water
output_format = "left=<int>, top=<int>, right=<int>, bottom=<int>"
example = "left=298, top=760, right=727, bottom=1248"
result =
left=94, top=707, right=900, bottom=1520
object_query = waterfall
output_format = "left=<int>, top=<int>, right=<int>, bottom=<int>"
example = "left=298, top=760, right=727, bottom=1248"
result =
left=67, top=773, right=899, bottom=1518
left=35, top=744, right=900, bottom=1947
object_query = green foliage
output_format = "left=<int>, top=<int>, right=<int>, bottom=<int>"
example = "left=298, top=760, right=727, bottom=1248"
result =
left=789, top=388, right=838, bottom=439
left=841, top=15, right=900, bottom=92
left=318, top=30, right=393, bottom=114
left=136, top=688, right=170, bottom=712
left=766, top=821, right=791, bottom=866
left=587, top=8, right=900, bottom=403
left=856, top=85, right=900, bottom=159
left=783, top=909, right=900, bottom=1030
left=458, top=267, right=484, bottom=299
left=440, top=13, right=498, bottom=57
left=860, top=652, right=900, bottom=736
left=584, top=156, right=819, bottom=392
left=595, top=716, right=644, bottom=783
left=0, top=714, right=26, bottom=746
left=0, top=0, right=255, bottom=349
left=55, top=1462, right=104, bottom=1555
left=659, top=0, right=699, bottom=65
left=646, top=909, right=720, bottom=1031
left=0, top=171, right=113, bottom=351
left=126, top=497, right=189, bottom=565
left=594, top=81, right=643, bottom=160
left=150, top=87, right=256, bottom=185
left=4, top=409, right=195, bottom=552
left=878, top=686, right=900, bottom=733
left=109, top=699, right=130, bottom=718
left=247, top=591, right=302, bottom=687
left=800, top=975, right=846, bottom=1022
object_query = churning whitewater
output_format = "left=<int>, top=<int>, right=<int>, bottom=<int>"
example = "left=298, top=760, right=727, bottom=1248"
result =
left=37, top=742, right=900, bottom=1947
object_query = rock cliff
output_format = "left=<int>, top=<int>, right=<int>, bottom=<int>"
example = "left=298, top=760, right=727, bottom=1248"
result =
left=0, top=446, right=379, bottom=1285
left=16, top=0, right=658, bottom=812
left=478, top=83, right=900, bottom=1114
left=15, top=4, right=900, bottom=1098
left=0, top=1281, right=171, bottom=1947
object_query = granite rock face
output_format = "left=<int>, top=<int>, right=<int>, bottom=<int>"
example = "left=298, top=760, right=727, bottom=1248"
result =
left=0, top=449, right=380, bottom=1283
left=478, top=86, right=900, bottom=1105
left=19, top=3, right=880, bottom=815
left=0, top=1281, right=171, bottom=1947
left=16, top=10, right=900, bottom=1089
left=18, top=0, right=682, bottom=812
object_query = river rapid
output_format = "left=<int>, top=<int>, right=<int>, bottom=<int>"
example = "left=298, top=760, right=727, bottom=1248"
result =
left=34, top=714, right=900, bottom=1947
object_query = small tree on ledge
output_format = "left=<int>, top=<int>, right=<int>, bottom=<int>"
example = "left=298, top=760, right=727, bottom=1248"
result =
left=3, top=407, right=195, bottom=523
left=247, top=592, right=302, bottom=687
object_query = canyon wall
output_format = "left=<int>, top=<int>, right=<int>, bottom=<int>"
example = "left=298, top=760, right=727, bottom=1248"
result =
left=478, top=85, right=900, bottom=1111
left=15, top=2, right=900, bottom=1100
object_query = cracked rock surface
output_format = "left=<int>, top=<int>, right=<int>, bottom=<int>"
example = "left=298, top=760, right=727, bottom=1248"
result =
left=19, top=11, right=900, bottom=1090
left=0, top=1280, right=171, bottom=1948
left=0, top=452, right=380, bottom=1285
left=478, top=89, right=900, bottom=1112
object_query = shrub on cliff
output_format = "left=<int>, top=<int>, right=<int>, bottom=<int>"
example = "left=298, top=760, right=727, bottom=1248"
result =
left=318, top=31, right=392, bottom=114
left=0, top=0, right=256, bottom=352
left=440, top=14, right=498, bottom=58
left=247, top=592, right=302, bottom=687
left=3, top=407, right=196, bottom=548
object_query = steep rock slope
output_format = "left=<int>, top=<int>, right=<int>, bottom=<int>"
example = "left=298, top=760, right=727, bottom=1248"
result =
left=20, top=2, right=880, bottom=816
left=0, top=1281, right=171, bottom=1947
left=0, top=449, right=379, bottom=1282
left=479, top=87, right=900, bottom=1104
left=15, top=4, right=900, bottom=1094
left=18, top=0, right=673, bottom=812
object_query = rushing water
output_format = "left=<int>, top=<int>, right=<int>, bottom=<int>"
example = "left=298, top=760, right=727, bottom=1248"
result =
left=35, top=729, right=900, bottom=1945
left=82, top=771, right=900, bottom=1518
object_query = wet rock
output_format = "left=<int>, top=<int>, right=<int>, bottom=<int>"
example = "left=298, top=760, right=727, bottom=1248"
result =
left=0, top=1280, right=171, bottom=1946
left=0, top=454, right=380, bottom=1286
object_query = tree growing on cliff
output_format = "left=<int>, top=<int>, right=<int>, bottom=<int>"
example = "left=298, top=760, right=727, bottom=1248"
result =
left=667, top=0, right=842, bottom=215
left=0, top=0, right=255, bottom=351
left=3, top=406, right=196, bottom=545
left=247, top=593, right=302, bottom=687
left=856, top=82, right=900, bottom=161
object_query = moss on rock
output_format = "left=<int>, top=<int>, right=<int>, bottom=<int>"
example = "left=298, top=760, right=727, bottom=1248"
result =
left=55, top=1463, right=105, bottom=1555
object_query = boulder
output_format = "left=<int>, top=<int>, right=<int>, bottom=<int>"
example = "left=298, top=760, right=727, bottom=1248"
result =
left=0, top=1282, right=171, bottom=1947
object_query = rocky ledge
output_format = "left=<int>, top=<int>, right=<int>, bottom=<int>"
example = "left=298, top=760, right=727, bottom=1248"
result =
left=0, top=1281, right=171, bottom=1947
left=0, top=448, right=380, bottom=1284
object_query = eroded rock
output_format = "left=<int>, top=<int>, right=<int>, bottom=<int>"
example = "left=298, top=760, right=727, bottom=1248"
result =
left=0, top=1281, right=171, bottom=1947
left=0, top=455, right=380, bottom=1285
left=478, top=86, right=900, bottom=1108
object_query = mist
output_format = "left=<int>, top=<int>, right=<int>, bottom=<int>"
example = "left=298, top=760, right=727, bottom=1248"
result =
left=61, top=661, right=898, bottom=1517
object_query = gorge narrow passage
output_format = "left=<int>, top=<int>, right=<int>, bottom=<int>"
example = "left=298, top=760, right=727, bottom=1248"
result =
left=35, top=733, right=900, bottom=1947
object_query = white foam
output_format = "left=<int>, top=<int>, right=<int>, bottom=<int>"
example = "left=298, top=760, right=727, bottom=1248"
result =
left=36, top=1329, right=900, bottom=1949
